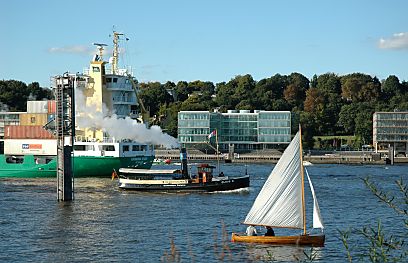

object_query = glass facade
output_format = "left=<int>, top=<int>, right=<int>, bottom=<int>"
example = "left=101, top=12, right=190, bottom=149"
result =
left=373, top=112, right=408, bottom=155
left=178, top=110, right=291, bottom=152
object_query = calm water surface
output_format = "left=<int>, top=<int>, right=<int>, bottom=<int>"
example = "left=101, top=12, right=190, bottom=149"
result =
left=0, top=163, right=407, bottom=262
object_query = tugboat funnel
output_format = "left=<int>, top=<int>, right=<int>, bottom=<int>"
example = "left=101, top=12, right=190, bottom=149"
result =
left=180, top=148, right=189, bottom=179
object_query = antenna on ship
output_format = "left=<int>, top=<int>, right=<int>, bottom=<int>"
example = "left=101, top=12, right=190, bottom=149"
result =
left=110, top=30, right=129, bottom=74
left=92, top=43, right=107, bottom=61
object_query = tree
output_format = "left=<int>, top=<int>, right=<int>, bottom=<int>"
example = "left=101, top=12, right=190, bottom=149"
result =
left=27, top=82, right=53, bottom=101
left=338, top=104, right=359, bottom=134
left=254, top=74, right=288, bottom=110
left=283, top=73, right=309, bottom=109
left=341, top=73, right=380, bottom=102
left=381, top=75, right=401, bottom=101
left=0, top=80, right=30, bottom=111
left=175, top=81, right=189, bottom=101
left=139, top=82, right=174, bottom=117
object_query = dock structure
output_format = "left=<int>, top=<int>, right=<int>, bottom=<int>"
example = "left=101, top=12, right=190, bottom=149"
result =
left=54, top=73, right=75, bottom=201
left=154, top=149, right=407, bottom=165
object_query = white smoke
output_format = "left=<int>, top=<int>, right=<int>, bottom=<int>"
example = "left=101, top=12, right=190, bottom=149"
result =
left=75, top=89, right=179, bottom=148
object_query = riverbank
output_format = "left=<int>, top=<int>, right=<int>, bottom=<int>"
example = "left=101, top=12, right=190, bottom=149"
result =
left=155, top=149, right=408, bottom=164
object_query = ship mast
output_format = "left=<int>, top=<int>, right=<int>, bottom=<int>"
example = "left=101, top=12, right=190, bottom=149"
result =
left=112, top=31, right=124, bottom=74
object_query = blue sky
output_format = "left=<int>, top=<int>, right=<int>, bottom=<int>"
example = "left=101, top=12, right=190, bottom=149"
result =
left=1, top=0, right=407, bottom=88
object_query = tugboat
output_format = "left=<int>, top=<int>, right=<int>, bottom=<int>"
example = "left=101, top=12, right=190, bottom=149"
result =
left=114, top=148, right=250, bottom=192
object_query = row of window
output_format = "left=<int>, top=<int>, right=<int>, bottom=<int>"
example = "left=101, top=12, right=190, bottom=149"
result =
left=258, top=113, right=291, bottom=120
left=375, top=135, right=408, bottom=141
left=374, top=113, right=408, bottom=120
left=178, top=113, right=210, bottom=120
left=178, top=135, right=290, bottom=143
left=178, top=120, right=210, bottom=127
left=375, top=127, right=408, bottom=133
left=258, top=120, right=291, bottom=127
left=74, top=144, right=150, bottom=152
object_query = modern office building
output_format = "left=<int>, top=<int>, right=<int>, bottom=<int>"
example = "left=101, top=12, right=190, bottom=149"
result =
left=178, top=110, right=291, bottom=152
left=373, top=112, right=408, bottom=156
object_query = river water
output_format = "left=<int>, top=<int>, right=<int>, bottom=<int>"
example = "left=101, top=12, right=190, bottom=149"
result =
left=0, top=163, right=406, bottom=262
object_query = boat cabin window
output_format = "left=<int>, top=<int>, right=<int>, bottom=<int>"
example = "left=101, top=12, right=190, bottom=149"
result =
left=106, top=78, right=112, bottom=83
left=113, top=78, right=118, bottom=83
left=132, top=145, right=140, bottom=151
left=123, top=145, right=129, bottom=152
left=141, top=145, right=147, bottom=151
left=74, top=145, right=94, bottom=151
left=101, top=145, right=115, bottom=151
left=6, top=156, right=24, bottom=164
left=92, top=66, right=100, bottom=72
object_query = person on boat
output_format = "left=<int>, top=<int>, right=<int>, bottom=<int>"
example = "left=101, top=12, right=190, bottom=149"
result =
left=219, top=172, right=224, bottom=177
left=265, top=226, right=275, bottom=236
left=246, top=225, right=257, bottom=236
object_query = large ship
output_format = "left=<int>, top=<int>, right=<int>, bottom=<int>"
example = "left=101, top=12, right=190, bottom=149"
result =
left=0, top=31, right=159, bottom=178
left=0, top=139, right=154, bottom=178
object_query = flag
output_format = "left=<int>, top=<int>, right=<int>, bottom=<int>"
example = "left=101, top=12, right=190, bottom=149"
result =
left=208, top=130, right=216, bottom=139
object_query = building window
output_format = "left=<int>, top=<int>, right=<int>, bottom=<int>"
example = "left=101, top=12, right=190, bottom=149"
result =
left=30, top=117, right=36, bottom=123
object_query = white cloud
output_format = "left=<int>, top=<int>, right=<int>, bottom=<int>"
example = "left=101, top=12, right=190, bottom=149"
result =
left=378, top=32, right=408, bottom=50
left=48, top=45, right=94, bottom=55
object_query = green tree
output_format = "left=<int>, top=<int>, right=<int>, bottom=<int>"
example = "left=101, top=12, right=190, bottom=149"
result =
left=0, top=80, right=30, bottom=111
left=341, top=73, right=380, bottom=102
left=338, top=104, right=359, bottom=134
left=175, top=81, right=189, bottom=101
left=27, top=82, right=53, bottom=100
left=283, top=72, right=309, bottom=109
left=159, top=102, right=181, bottom=138
left=254, top=74, right=288, bottom=110
left=381, top=75, right=401, bottom=101
left=139, top=82, right=174, bottom=117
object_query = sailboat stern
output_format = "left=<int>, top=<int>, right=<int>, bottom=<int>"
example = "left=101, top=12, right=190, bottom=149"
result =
left=231, top=233, right=325, bottom=247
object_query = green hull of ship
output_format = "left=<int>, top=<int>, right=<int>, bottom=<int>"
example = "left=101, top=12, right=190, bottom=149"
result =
left=0, top=155, right=154, bottom=178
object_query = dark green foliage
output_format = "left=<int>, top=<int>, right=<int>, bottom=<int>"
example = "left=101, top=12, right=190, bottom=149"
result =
left=3, top=71, right=408, bottom=148
left=0, top=80, right=52, bottom=111
left=139, top=81, right=174, bottom=117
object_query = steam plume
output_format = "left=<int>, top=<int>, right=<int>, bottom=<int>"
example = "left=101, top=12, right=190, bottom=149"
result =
left=75, top=89, right=179, bottom=148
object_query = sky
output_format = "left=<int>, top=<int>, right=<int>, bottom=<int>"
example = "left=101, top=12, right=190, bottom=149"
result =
left=1, top=0, right=407, bottom=88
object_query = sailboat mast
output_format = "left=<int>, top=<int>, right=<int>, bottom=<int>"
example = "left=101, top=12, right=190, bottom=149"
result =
left=299, top=125, right=307, bottom=235
left=216, top=128, right=220, bottom=175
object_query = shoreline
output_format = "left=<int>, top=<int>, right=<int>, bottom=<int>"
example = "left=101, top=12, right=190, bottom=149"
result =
left=155, top=149, right=408, bottom=165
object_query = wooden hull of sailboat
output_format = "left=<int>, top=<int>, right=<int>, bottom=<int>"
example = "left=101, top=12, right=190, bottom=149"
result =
left=231, top=233, right=325, bottom=247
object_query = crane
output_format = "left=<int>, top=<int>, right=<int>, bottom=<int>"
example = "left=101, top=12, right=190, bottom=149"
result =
left=127, top=73, right=150, bottom=125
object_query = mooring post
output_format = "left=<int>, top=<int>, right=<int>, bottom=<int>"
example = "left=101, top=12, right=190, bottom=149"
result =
left=54, top=73, right=75, bottom=201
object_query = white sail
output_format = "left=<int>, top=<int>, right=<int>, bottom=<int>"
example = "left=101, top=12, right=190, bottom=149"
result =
left=305, top=168, right=324, bottom=230
left=243, top=132, right=304, bottom=229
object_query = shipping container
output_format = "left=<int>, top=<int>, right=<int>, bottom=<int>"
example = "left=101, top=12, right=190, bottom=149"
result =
left=4, top=125, right=55, bottom=139
left=47, top=100, right=56, bottom=114
left=4, top=139, right=57, bottom=155
left=20, top=113, right=48, bottom=126
left=27, top=101, right=48, bottom=114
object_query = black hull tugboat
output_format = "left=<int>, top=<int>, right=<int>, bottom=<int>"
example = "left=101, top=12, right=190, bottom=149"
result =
left=114, top=148, right=250, bottom=192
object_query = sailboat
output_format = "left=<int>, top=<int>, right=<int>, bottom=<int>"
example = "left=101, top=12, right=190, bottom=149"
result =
left=231, top=127, right=325, bottom=246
